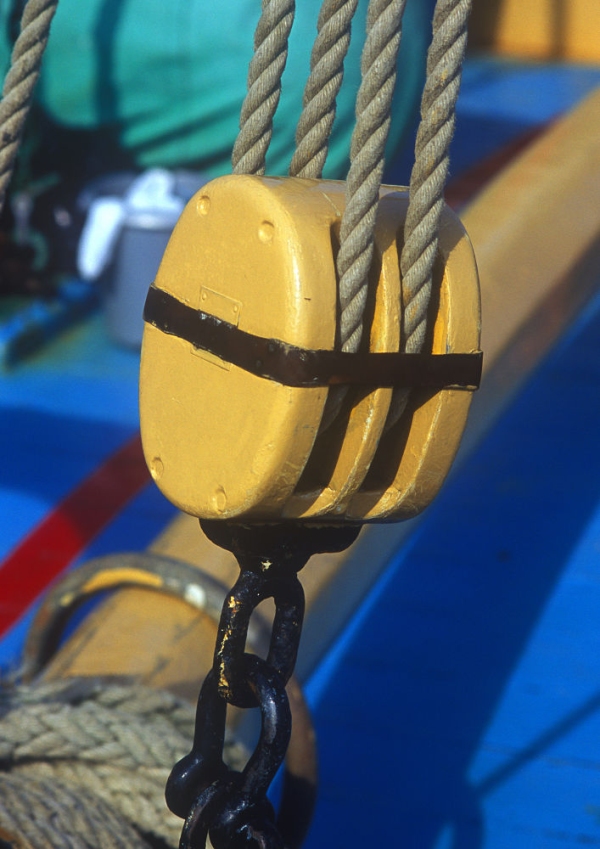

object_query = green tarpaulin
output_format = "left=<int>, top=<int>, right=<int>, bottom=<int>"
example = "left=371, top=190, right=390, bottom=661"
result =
left=0, top=0, right=432, bottom=178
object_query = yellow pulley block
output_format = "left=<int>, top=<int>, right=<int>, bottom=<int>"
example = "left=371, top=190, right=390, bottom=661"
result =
left=140, top=175, right=481, bottom=523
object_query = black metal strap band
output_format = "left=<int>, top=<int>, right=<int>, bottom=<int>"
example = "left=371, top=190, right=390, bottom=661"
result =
left=144, top=284, right=482, bottom=390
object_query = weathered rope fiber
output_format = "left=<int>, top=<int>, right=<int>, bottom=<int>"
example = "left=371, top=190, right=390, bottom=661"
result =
left=232, top=0, right=296, bottom=175
left=0, top=0, right=58, bottom=212
left=289, top=0, right=359, bottom=179
left=386, top=0, right=472, bottom=428
left=0, top=774, right=152, bottom=849
left=337, top=0, right=407, bottom=355
left=318, top=0, right=407, bottom=431
left=0, top=677, right=247, bottom=848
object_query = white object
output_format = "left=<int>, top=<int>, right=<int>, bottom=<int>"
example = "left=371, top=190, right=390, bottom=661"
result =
left=77, top=169, right=185, bottom=281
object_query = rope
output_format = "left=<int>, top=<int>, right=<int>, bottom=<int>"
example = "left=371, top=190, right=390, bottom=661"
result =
left=386, top=0, right=472, bottom=428
left=0, top=554, right=317, bottom=848
left=337, top=0, right=407, bottom=354
left=289, top=0, right=359, bottom=179
left=0, top=0, right=58, bottom=213
left=318, top=0, right=407, bottom=431
left=233, top=0, right=472, bottom=438
left=0, top=775, right=151, bottom=849
left=0, top=677, right=248, bottom=848
left=232, top=0, right=296, bottom=175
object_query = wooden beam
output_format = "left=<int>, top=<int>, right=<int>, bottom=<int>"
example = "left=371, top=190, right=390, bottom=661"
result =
left=469, top=0, right=600, bottom=63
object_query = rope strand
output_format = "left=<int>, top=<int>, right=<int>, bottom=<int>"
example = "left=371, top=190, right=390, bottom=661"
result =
left=290, top=0, right=359, bottom=179
left=386, top=0, right=472, bottom=429
left=337, top=0, right=407, bottom=353
left=318, top=0, right=407, bottom=431
left=232, top=0, right=296, bottom=175
left=0, top=0, right=58, bottom=212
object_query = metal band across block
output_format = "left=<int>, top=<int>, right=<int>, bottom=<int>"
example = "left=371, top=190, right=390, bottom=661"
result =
left=140, top=175, right=480, bottom=522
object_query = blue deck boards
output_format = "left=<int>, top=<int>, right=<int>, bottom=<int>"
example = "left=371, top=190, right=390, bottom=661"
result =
left=305, top=287, right=600, bottom=848
left=1, top=55, right=600, bottom=847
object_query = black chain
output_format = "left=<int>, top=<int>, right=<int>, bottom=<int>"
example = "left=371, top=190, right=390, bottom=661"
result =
left=166, top=522, right=360, bottom=849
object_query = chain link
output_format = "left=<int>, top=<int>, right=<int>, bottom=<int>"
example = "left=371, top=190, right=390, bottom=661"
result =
left=166, top=522, right=360, bottom=849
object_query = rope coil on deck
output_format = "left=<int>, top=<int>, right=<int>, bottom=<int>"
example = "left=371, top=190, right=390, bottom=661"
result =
left=0, top=553, right=318, bottom=848
left=0, top=678, right=215, bottom=848
left=0, top=554, right=254, bottom=849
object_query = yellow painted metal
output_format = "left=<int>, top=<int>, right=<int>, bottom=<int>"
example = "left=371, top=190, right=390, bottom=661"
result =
left=140, top=175, right=480, bottom=523
left=141, top=175, right=336, bottom=520
left=284, top=189, right=401, bottom=519
left=349, top=209, right=480, bottom=520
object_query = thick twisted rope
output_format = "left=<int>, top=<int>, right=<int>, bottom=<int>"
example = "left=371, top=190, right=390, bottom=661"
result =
left=336, top=0, right=407, bottom=355
left=0, top=775, right=151, bottom=849
left=0, top=678, right=248, bottom=848
left=317, top=0, right=407, bottom=431
left=0, top=0, right=58, bottom=213
left=232, top=0, right=296, bottom=175
left=386, top=0, right=472, bottom=428
left=289, top=0, right=359, bottom=179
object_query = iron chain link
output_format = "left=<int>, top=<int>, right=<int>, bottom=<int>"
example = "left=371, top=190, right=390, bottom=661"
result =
left=166, top=522, right=360, bottom=849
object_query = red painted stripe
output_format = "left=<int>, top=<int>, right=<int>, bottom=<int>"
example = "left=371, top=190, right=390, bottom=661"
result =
left=0, top=434, right=150, bottom=636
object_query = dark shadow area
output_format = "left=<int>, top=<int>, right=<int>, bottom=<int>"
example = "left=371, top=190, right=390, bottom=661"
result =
left=468, top=0, right=505, bottom=53
left=305, top=287, right=600, bottom=847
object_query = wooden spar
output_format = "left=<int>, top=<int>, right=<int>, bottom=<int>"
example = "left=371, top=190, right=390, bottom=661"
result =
left=41, top=88, right=600, bottom=695
left=469, top=0, right=600, bottom=63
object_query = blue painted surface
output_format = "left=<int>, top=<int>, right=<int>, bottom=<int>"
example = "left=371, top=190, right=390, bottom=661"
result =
left=305, top=287, right=600, bottom=848
left=0, top=312, right=178, bottom=668
left=450, top=57, right=600, bottom=178
left=0, top=279, right=99, bottom=368
left=386, top=56, right=600, bottom=186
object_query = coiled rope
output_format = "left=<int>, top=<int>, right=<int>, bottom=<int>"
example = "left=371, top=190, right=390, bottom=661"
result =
left=0, top=552, right=256, bottom=849
left=0, top=552, right=317, bottom=849
left=0, top=677, right=250, bottom=848
left=0, top=0, right=58, bottom=212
